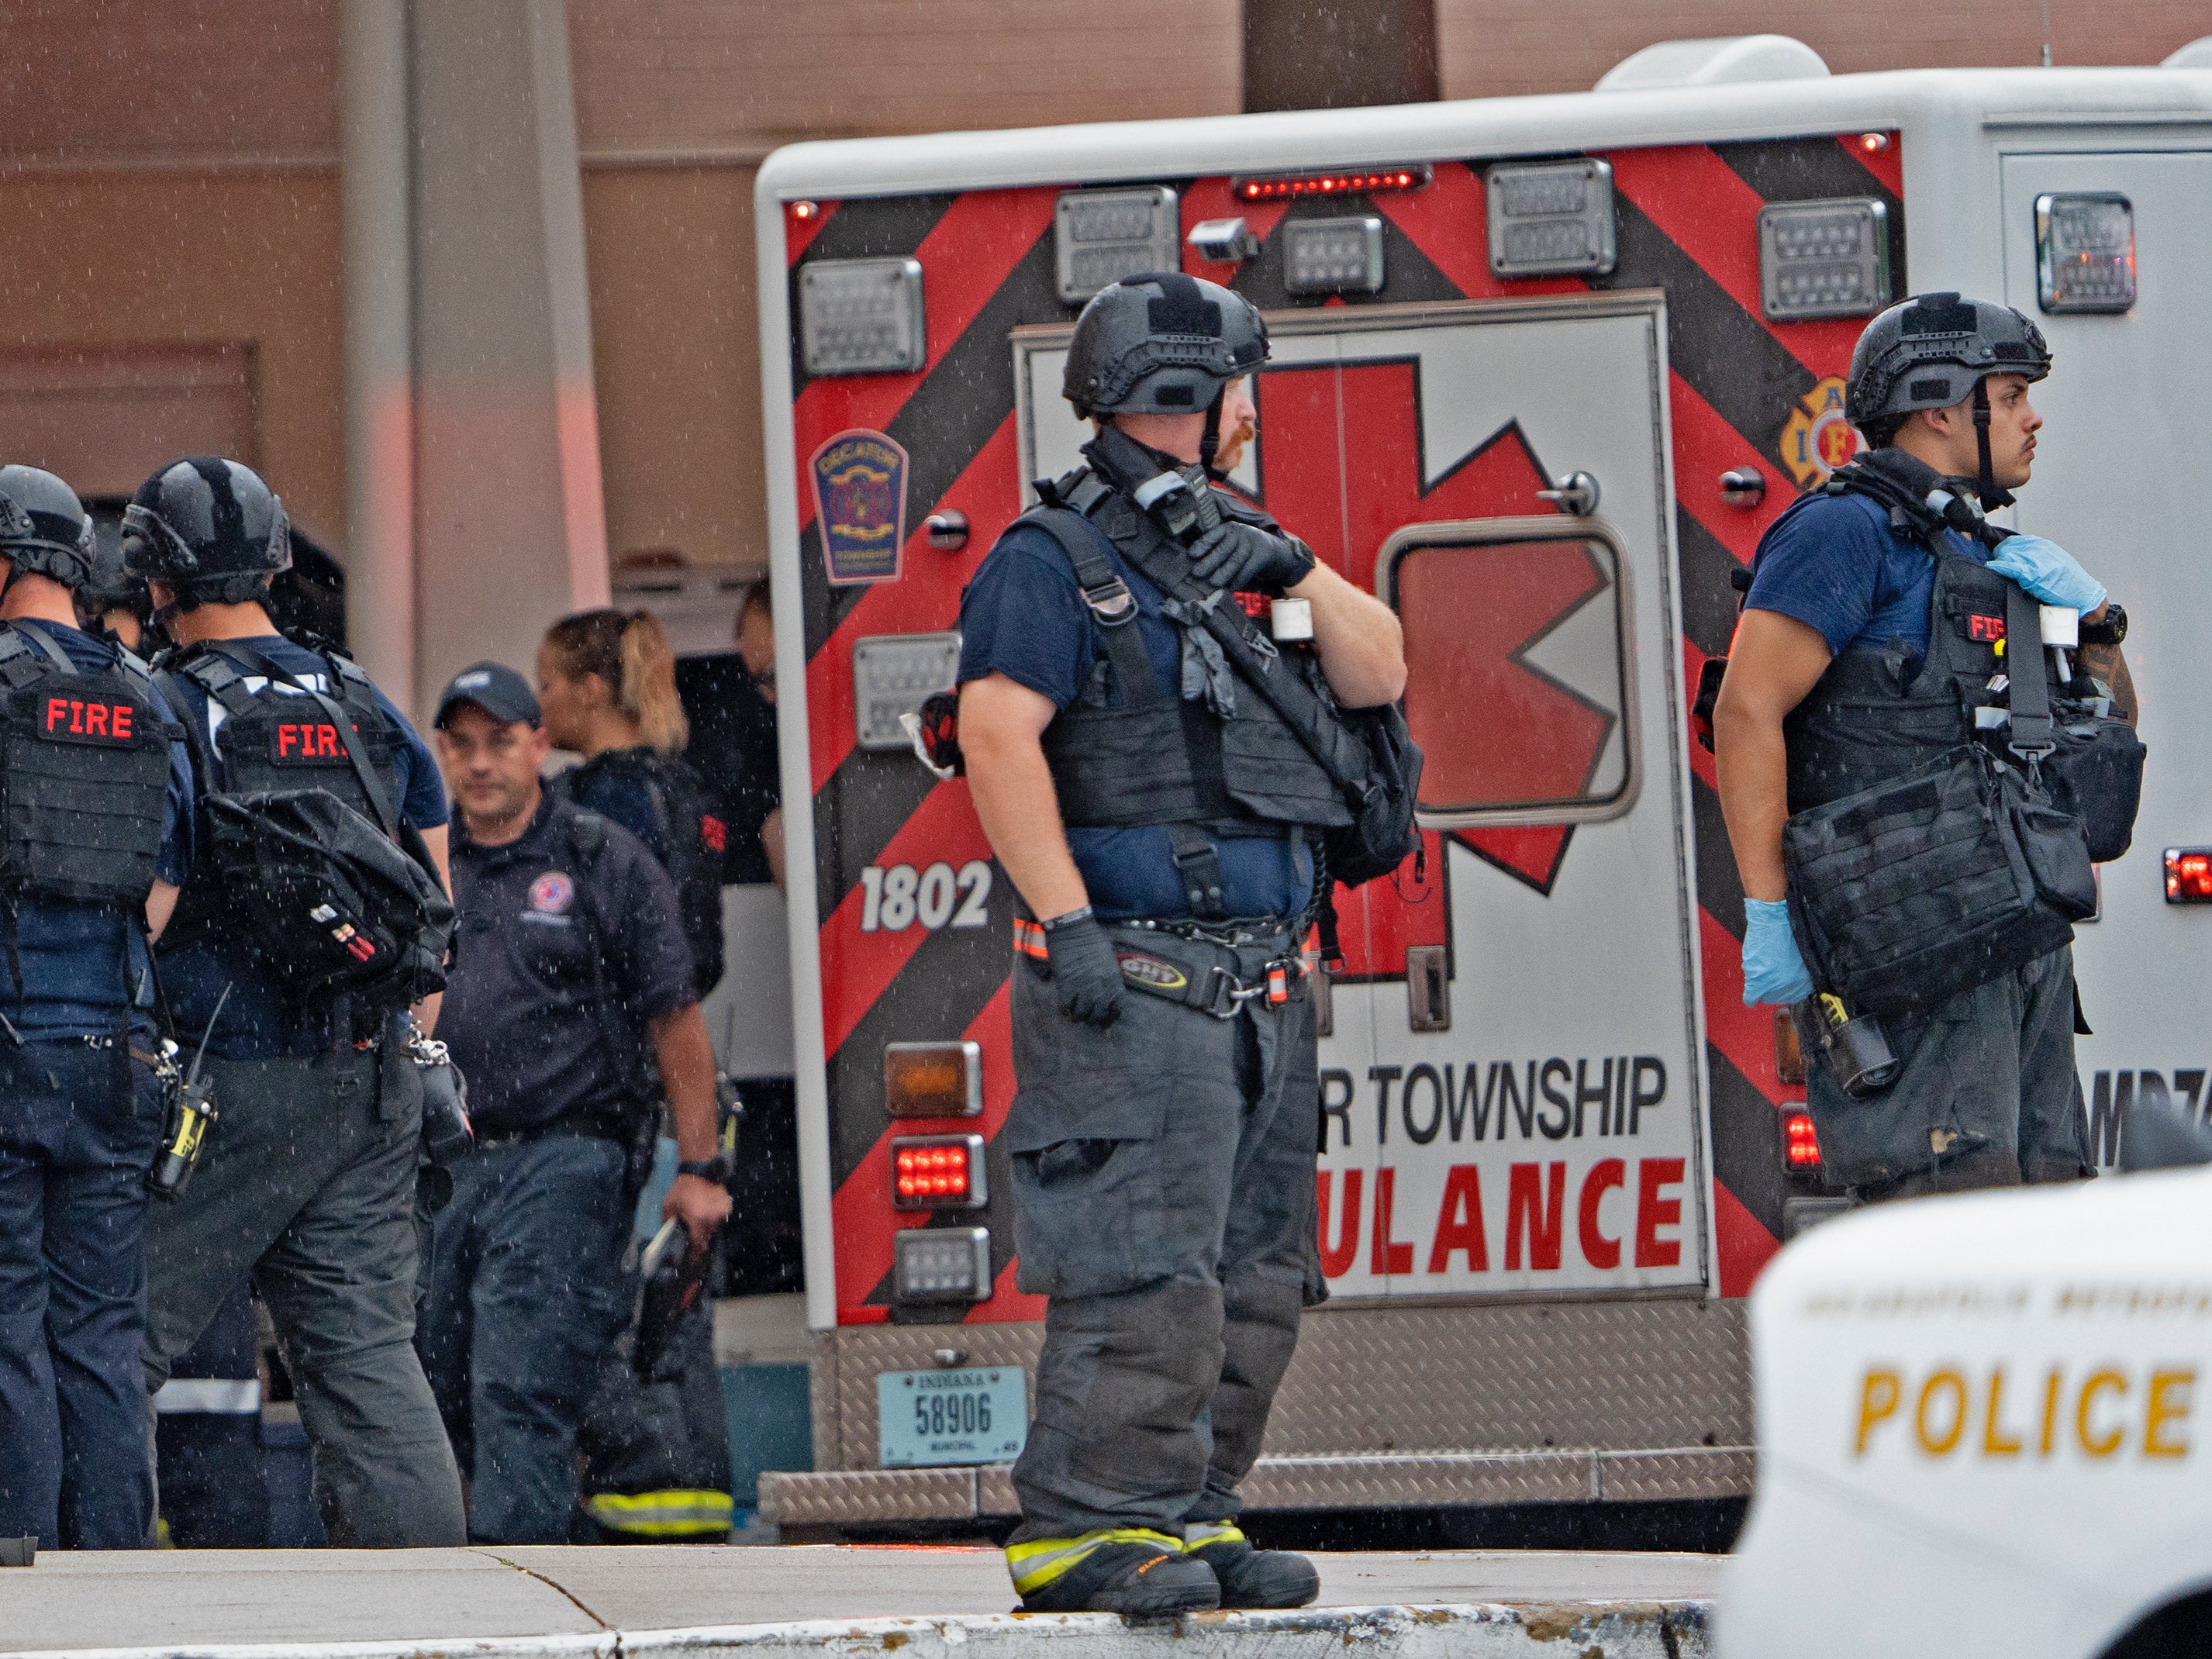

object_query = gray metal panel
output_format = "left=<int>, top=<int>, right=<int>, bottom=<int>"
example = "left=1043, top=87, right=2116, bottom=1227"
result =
left=1596, top=1447, right=1757, bottom=1502
left=812, top=1299, right=1747, bottom=1474
left=1242, top=1452, right=1597, bottom=1509
left=1261, top=1299, right=1750, bottom=1455
left=760, top=1467, right=977, bottom=1526
left=761, top=1446, right=1751, bottom=1525
left=821, top=1325, right=1046, bottom=1470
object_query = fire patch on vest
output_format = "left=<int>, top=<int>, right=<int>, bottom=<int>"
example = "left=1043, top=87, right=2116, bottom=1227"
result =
left=1962, top=613, right=2006, bottom=643
left=1114, top=950, right=1189, bottom=992
left=271, top=721, right=350, bottom=761
left=41, top=695, right=136, bottom=747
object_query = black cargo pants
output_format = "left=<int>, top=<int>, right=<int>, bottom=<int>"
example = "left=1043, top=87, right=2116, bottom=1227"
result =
left=1005, top=920, right=1317, bottom=1544
left=1800, top=944, right=2095, bottom=1200
left=142, top=1033, right=467, bottom=1546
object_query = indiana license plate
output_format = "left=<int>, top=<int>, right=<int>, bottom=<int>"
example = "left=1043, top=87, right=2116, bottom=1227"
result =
left=876, top=1366, right=1027, bottom=1468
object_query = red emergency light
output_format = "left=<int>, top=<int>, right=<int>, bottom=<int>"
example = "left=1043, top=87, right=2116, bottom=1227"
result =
left=2166, top=848, right=2212, bottom=904
left=1783, top=1112, right=1822, bottom=1168
left=1232, top=164, right=1432, bottom=202
left=891, top=1133, right=988, bottom=1210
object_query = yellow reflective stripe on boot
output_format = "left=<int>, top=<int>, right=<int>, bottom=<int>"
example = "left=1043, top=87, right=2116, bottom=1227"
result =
left=1006, top=1527, right=1183, bottom=1595
left=583, top=1489, right=735, bottom=1537
left=1182, top=1522, right=1245, bottom=1550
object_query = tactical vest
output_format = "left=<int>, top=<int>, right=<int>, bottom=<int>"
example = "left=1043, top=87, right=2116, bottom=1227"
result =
left=1782, top=536, right=2019, bottom=814
left=0, top=620, right=174, bottom=908
left=168, top=640, right=405, bottom=823
left=1020, top=467, right=1360, bottom=918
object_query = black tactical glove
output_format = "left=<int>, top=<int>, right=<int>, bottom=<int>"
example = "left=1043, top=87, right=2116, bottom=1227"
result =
left=1188, top=520, right=1317, bottom=597
left=1042, top=905, right=1124, bottom=1028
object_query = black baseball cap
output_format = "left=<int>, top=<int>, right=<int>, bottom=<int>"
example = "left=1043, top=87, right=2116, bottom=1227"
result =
left=435, top=661, right=540, bottom=729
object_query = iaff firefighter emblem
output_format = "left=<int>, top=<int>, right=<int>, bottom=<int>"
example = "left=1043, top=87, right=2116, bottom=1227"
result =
left=1779, top=375, right=1865, bottom=488
left=809, top=428, right=909, bottom=585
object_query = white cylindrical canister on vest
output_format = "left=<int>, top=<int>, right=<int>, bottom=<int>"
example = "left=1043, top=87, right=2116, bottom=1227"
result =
left=2040, top=604, right=2079, bottom=647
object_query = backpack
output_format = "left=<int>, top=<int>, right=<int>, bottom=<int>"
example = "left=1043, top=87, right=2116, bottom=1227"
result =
left=555, top=749, right=725, bottom=997
left=157, top=637, right=453, bottom=1014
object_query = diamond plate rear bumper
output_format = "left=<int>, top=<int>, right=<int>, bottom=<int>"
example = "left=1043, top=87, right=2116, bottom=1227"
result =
left=764, top=1296, right=1753, bottom=1526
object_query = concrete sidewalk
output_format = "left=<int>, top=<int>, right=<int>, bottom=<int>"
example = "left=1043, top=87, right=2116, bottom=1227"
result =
left=0, top=1545, right=1721, bottom=1657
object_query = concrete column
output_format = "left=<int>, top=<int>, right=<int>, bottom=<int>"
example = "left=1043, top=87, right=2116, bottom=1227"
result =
left=409, top=0, right=608, bottom=716
left=340, top=0, right=416, bottom=706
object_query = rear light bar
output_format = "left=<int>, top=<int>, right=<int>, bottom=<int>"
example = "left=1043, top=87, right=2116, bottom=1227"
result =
left=2166, top=847, right=2212, bottom=903
left=893, top=1226, right=992, bottom=1302
left=1783, top=1111, right=1822, bottom=1169
left=885, top=1040, right=983, bottom=1118
left=892, top=1133, right=988, bottom=1210
left=1232, top=164, right=1431, bottom=202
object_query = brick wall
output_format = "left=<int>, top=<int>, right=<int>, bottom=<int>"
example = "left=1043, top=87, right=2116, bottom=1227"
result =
left=1435, top=1, right=2211, bottom=98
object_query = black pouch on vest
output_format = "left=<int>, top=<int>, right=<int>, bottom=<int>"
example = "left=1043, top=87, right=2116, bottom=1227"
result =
left=1783, top=746, right=2063, bottom=1019
left=2044, top=714, right=2145, bottom=863
left=1325, top=702, right=1424, bottom=889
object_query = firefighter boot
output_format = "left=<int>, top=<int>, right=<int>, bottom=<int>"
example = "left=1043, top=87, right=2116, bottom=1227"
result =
left=1184, top=1522, right=1321, bottom=1609
left=1007, top=1527, right=1221, bottom=1616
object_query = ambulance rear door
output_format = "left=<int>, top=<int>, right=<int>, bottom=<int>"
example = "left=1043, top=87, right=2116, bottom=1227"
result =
left=1015, top=290, right=1716, bottom=1302
left=1995, top=143, right=2212, bottom=1165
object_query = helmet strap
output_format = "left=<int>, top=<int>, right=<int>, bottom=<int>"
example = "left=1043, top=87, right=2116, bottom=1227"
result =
left=1199, top=388, right=1226, bottom=481
left=1972, top=378, right=2014, bottom=511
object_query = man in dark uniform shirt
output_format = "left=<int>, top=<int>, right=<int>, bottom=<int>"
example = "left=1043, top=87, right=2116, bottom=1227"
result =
left=418, top=662, right=728, bottom=1543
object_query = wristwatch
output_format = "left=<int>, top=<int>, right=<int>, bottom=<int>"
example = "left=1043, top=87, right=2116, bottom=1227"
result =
left=2079, top=602, right=2127, bottom=647
left=678, top=1153, right=735, bottom=1182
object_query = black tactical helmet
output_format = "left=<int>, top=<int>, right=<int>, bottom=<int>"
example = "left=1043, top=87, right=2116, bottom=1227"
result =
left=0, top=465, right=97, bottom=590
left=1846, top=292, right=2052, bottom=430
left=1847, top=293, right=2052, bottom=509
left=123, top=457, right=291, bottom=601
left=77, top=525, right=150, bottom=624
left=1063, top=271, right=1268, bottom=420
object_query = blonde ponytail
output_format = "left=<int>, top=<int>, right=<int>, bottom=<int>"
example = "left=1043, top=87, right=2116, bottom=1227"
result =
left=618, top=609, right=688, bottom=754
left=544, top=607, right=690, bottom=755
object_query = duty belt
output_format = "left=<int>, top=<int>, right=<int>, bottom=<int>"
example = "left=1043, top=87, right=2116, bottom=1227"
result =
left=1013, top=916, right=1304, bottom=1017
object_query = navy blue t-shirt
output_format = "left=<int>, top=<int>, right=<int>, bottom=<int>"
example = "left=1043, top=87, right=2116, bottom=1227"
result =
left=157, top=635, right=450, bottom=1058
left=440, top=792, right=695, bottom=1135
left=1745, top=490, right=1991, bottom=665
left=957, top=519, right=1311, bottom=923
left=1, top=621, right=195, bottom=1041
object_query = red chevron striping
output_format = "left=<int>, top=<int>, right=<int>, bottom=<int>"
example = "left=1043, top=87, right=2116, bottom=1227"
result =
left=1179, top=178, right=1288, bottom=274
left=793, top=187, right=1058, bottom=527
left=826, top=977, right=1037, bottom=1323
left=962, top=985, right=1047, bottom=1323
left=1712, top=1170, right=1780, bottom=1296
left=1682, top=641, right=1717, bottom=794
left=1850, top=130, right=1904, bottom=199
left=1603, top=145, right=1865, bottom=383
left=785, top=199, right=835, bottom=266
left=1668, top=370, right=1793, bottom=569
left=819, top=781, right=997, bottom=1060
left=1372, top=160, right=1586, bottom=303
left=804, top=414, right=1021, bottom=792
left=1698, top=905, right=1790, bottom=1109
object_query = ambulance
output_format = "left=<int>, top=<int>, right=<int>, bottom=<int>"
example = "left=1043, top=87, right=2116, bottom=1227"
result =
left=745, top=35, right=2212, bottom=1530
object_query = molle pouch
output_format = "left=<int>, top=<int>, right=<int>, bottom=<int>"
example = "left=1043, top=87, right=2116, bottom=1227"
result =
left=2044, top=714, right=2145, bottom=863
left=2005, top=774, right=2100, bottom=922
left=1782, top=747, right=2065, bottom=1020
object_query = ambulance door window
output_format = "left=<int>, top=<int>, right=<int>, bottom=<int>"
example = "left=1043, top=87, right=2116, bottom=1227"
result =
left=1380, top=523, right=1634, bottom=826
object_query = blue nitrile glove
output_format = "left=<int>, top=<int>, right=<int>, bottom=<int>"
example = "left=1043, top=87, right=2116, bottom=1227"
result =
left=1741, top=898, right=1814, bottom=1007
left=1986, top=534, right=2107, bottom=616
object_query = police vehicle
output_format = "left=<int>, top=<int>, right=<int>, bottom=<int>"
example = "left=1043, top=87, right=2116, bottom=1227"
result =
left=1722, top=1165, right=2212, bottom=1656
left=745, top=36, right=2212, bottom=1530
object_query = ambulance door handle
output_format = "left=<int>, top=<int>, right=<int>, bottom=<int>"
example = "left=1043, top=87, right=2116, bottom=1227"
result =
left=1537, top=471, right=1600, bottom=517
left=1406, top=945, right=1450, bottom=1033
